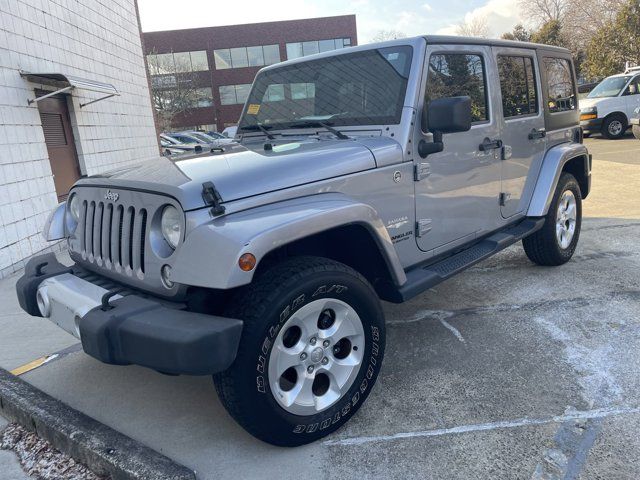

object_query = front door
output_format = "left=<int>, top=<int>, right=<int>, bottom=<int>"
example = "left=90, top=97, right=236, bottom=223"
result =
left=492, top=47, right=546, bottom=218
left=415, top=45, right=501, bottom=254
left=624, top=75, right=640, bottom=119
left=37, top=94, right=81, bottom=201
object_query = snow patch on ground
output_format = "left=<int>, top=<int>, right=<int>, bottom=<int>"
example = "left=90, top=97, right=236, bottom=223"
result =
left=0, top=423, right=103, bottom=479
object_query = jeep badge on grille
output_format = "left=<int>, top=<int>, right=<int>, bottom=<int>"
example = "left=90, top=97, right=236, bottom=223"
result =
left=104, top=190, right=119, bottom=202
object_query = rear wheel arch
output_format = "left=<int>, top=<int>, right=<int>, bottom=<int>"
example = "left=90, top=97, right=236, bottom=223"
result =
left=561, top=154, right=590, bottom=200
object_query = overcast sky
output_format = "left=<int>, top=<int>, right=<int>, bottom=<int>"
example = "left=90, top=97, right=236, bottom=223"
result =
left=138, top=0, right=524, bottom=42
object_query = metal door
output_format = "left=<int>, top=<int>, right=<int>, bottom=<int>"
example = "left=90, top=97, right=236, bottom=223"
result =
left=624, top=75, right=640, bottom=120
left=414, top=45, right=502, bottom=254
left=37, top=94, right=81, bottom=201
left=492, top=47, right=546, bottom=218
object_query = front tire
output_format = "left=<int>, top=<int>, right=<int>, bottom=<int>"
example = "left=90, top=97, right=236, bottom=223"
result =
left=523, top=173, right=582, bottom=266
left=214, top=256, right=385, bottom=446
left=601, top=114, right=627, bottom=139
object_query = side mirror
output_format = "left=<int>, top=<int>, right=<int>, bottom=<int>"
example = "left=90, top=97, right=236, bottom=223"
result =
left=419, top=96, right=472, bottom=158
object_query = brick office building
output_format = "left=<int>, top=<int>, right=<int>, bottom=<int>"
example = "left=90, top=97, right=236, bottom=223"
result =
left=142, top=15, right=357, bottom=132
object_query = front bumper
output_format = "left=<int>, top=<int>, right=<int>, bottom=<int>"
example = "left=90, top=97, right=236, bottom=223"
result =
left=580, top=117, right=603, bottom=134
left=16, top=253, right=243, bottom=375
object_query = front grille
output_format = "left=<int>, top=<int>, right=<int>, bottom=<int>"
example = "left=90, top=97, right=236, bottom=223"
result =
left=79, top=199, right=147, bottom=276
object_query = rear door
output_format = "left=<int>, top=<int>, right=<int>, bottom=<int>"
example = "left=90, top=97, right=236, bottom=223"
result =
left=414, top=45, right=502, bottom=254
left=492, top=47, right=546, bottom=218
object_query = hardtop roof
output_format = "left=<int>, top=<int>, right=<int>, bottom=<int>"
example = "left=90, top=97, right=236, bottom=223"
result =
left=422, top=35, right=571, bottom=54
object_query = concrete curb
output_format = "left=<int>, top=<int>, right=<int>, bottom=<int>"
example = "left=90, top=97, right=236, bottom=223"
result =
left=0, top=368, right=196, bottom=480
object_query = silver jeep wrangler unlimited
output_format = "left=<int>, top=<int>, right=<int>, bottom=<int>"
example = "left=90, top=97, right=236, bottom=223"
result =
left=17, top=36, right=590, bottom=446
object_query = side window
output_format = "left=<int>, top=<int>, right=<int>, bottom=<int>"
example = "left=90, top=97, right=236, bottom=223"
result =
left=627, top=76, right=640, bottom=95
left=425, top=53, right=488, bottom=129
left=544, top=58, right=576, bottom=113
left=497, top=56, right=538, bottom=118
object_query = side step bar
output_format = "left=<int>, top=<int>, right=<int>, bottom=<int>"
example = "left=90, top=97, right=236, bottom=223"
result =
left=392, top=218, right=545, bottom=303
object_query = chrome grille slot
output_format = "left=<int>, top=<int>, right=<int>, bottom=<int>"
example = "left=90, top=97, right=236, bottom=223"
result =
left=76, top=198, right=147, bottom=278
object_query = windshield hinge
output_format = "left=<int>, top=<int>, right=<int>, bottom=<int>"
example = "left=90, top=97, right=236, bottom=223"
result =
left=202, top=182, right=225, bottom=216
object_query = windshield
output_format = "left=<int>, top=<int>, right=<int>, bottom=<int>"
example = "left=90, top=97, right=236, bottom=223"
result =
left=238, top=45, right=413, bottom=131
left=588, top=76, right=632, bottom=98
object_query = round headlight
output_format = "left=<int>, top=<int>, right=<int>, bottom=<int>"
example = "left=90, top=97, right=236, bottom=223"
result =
left=161, top=205, right=182, bottom=249
left=68, top=194, right=81, bottom=222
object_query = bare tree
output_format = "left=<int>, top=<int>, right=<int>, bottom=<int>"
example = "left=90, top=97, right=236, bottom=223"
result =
left=146, top=50, right=200, bottom=132
left=370, top=30, right=407, bottom=42
left=455, top=15, right=490, bottom=38
left=518, top=0, right=567, bottom=27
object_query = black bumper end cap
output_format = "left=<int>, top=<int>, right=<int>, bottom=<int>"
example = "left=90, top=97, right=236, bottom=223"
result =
left=16, top=253, right=72, bottom=317
left=80, top=295, right=243, bottom=376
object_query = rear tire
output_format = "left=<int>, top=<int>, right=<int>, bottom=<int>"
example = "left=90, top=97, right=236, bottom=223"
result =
left=213, top=256, right=385, bottom=446
left=523, top=173, right=582, bottom=266
left=601, top=114, right=627, bottom=139
left=633, top=124, right=640, bottom=141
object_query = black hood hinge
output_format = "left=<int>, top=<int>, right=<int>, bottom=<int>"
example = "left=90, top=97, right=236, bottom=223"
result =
left=202, top=181, right=226, bottom=216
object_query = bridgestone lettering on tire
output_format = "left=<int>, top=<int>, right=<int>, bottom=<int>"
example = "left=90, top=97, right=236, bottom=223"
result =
left=522, top=172, right=582, bottom=266
left=213, top=256, right=386, bottom=447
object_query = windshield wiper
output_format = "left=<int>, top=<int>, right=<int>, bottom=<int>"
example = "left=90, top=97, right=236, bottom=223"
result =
left=288, top=120, right=349, bottom=140
left=239, top=123, right=275, bottom=140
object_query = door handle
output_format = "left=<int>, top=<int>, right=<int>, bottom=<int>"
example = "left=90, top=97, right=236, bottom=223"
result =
left=528, top=128, right=546, bottom=140
left=479, top=137, right=503, bottom=151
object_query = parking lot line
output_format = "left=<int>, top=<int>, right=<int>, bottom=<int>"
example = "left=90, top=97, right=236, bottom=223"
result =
left=323, top=406, right=640, bottom=447
left=9, top=343, right=82, bottom=376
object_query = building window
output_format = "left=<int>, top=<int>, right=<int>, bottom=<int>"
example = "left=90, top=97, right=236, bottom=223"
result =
left=147, top=50, right=209, bottom=73
left=291, top=83, right=315, bottom=100
left=214, top=49, right=232, bottom=70
left=194, top=87, right=213, bottom=107
left=497, top=56, right=538, bottom=118
left=285, top=38, right=351, bottom=60
left=425, top=53, right=488, bottom=125
left=214, top=45, right=281, bottom=70
left=230, top=47, right=249, bottom=68
left=544, top=57, right=576, bottom=112
left=265, top=84, right=285, bottom=102
left=219, top=84, right=252, bottom=105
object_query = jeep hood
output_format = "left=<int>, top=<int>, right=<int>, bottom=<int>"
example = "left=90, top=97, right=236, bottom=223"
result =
left=74, top=138, right=394, bottom=210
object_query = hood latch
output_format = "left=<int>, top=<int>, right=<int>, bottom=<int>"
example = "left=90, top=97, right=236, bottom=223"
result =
left=202, top=181, right=226, bottom=216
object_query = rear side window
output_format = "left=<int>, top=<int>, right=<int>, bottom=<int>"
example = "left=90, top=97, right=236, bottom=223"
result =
left=497, top=56, right=538, bottom=118
left=544, top=58, right=576, bottom=113
left=425, top=53, right=488, bottom=126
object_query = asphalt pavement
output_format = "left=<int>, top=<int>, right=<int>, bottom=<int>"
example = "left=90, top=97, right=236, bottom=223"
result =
left=0, top=134, right=639, bottom=479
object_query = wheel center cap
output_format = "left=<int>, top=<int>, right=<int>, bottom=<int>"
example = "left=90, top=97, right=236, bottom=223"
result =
left=310, top=347, right=324, bottom=363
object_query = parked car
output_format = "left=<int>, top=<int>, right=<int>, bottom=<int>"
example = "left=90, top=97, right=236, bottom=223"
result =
left=19, top=36, right=590, bottom=447
left=185, top=131, right=234, bottom=148
left=205, top=131, right=236, bottom=146
left=165, top=131, right=217, bottom=150
left=159, top=134, right=202, bottom=156
left=631, top=106, right=640, bottom=140
left=579, top=72, right=640, bottom=139
left=221, top=125, right=237, bottom=138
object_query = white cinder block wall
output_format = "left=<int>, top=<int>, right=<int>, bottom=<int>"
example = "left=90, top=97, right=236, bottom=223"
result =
left=0, top=0, right=159, bottom=278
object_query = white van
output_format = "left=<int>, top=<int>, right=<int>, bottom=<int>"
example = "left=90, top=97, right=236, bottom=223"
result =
left=580, top=72, right=640, bottom=139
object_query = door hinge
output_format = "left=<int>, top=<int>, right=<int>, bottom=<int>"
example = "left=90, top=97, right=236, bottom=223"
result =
left=416, top=219, right=432, bottom=237
left=501, top=144, right=512, bottom=160
left=414, top=162, right=431, bottom=181
left=499, top=192, right=511, bottom=206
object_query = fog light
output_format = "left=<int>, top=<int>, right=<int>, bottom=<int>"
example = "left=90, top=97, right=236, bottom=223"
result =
left=161, top=264, right=174, bottom=289
left=238, top=253, right=256, bottom=272
left=36, top=287, right=51, bottom=317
